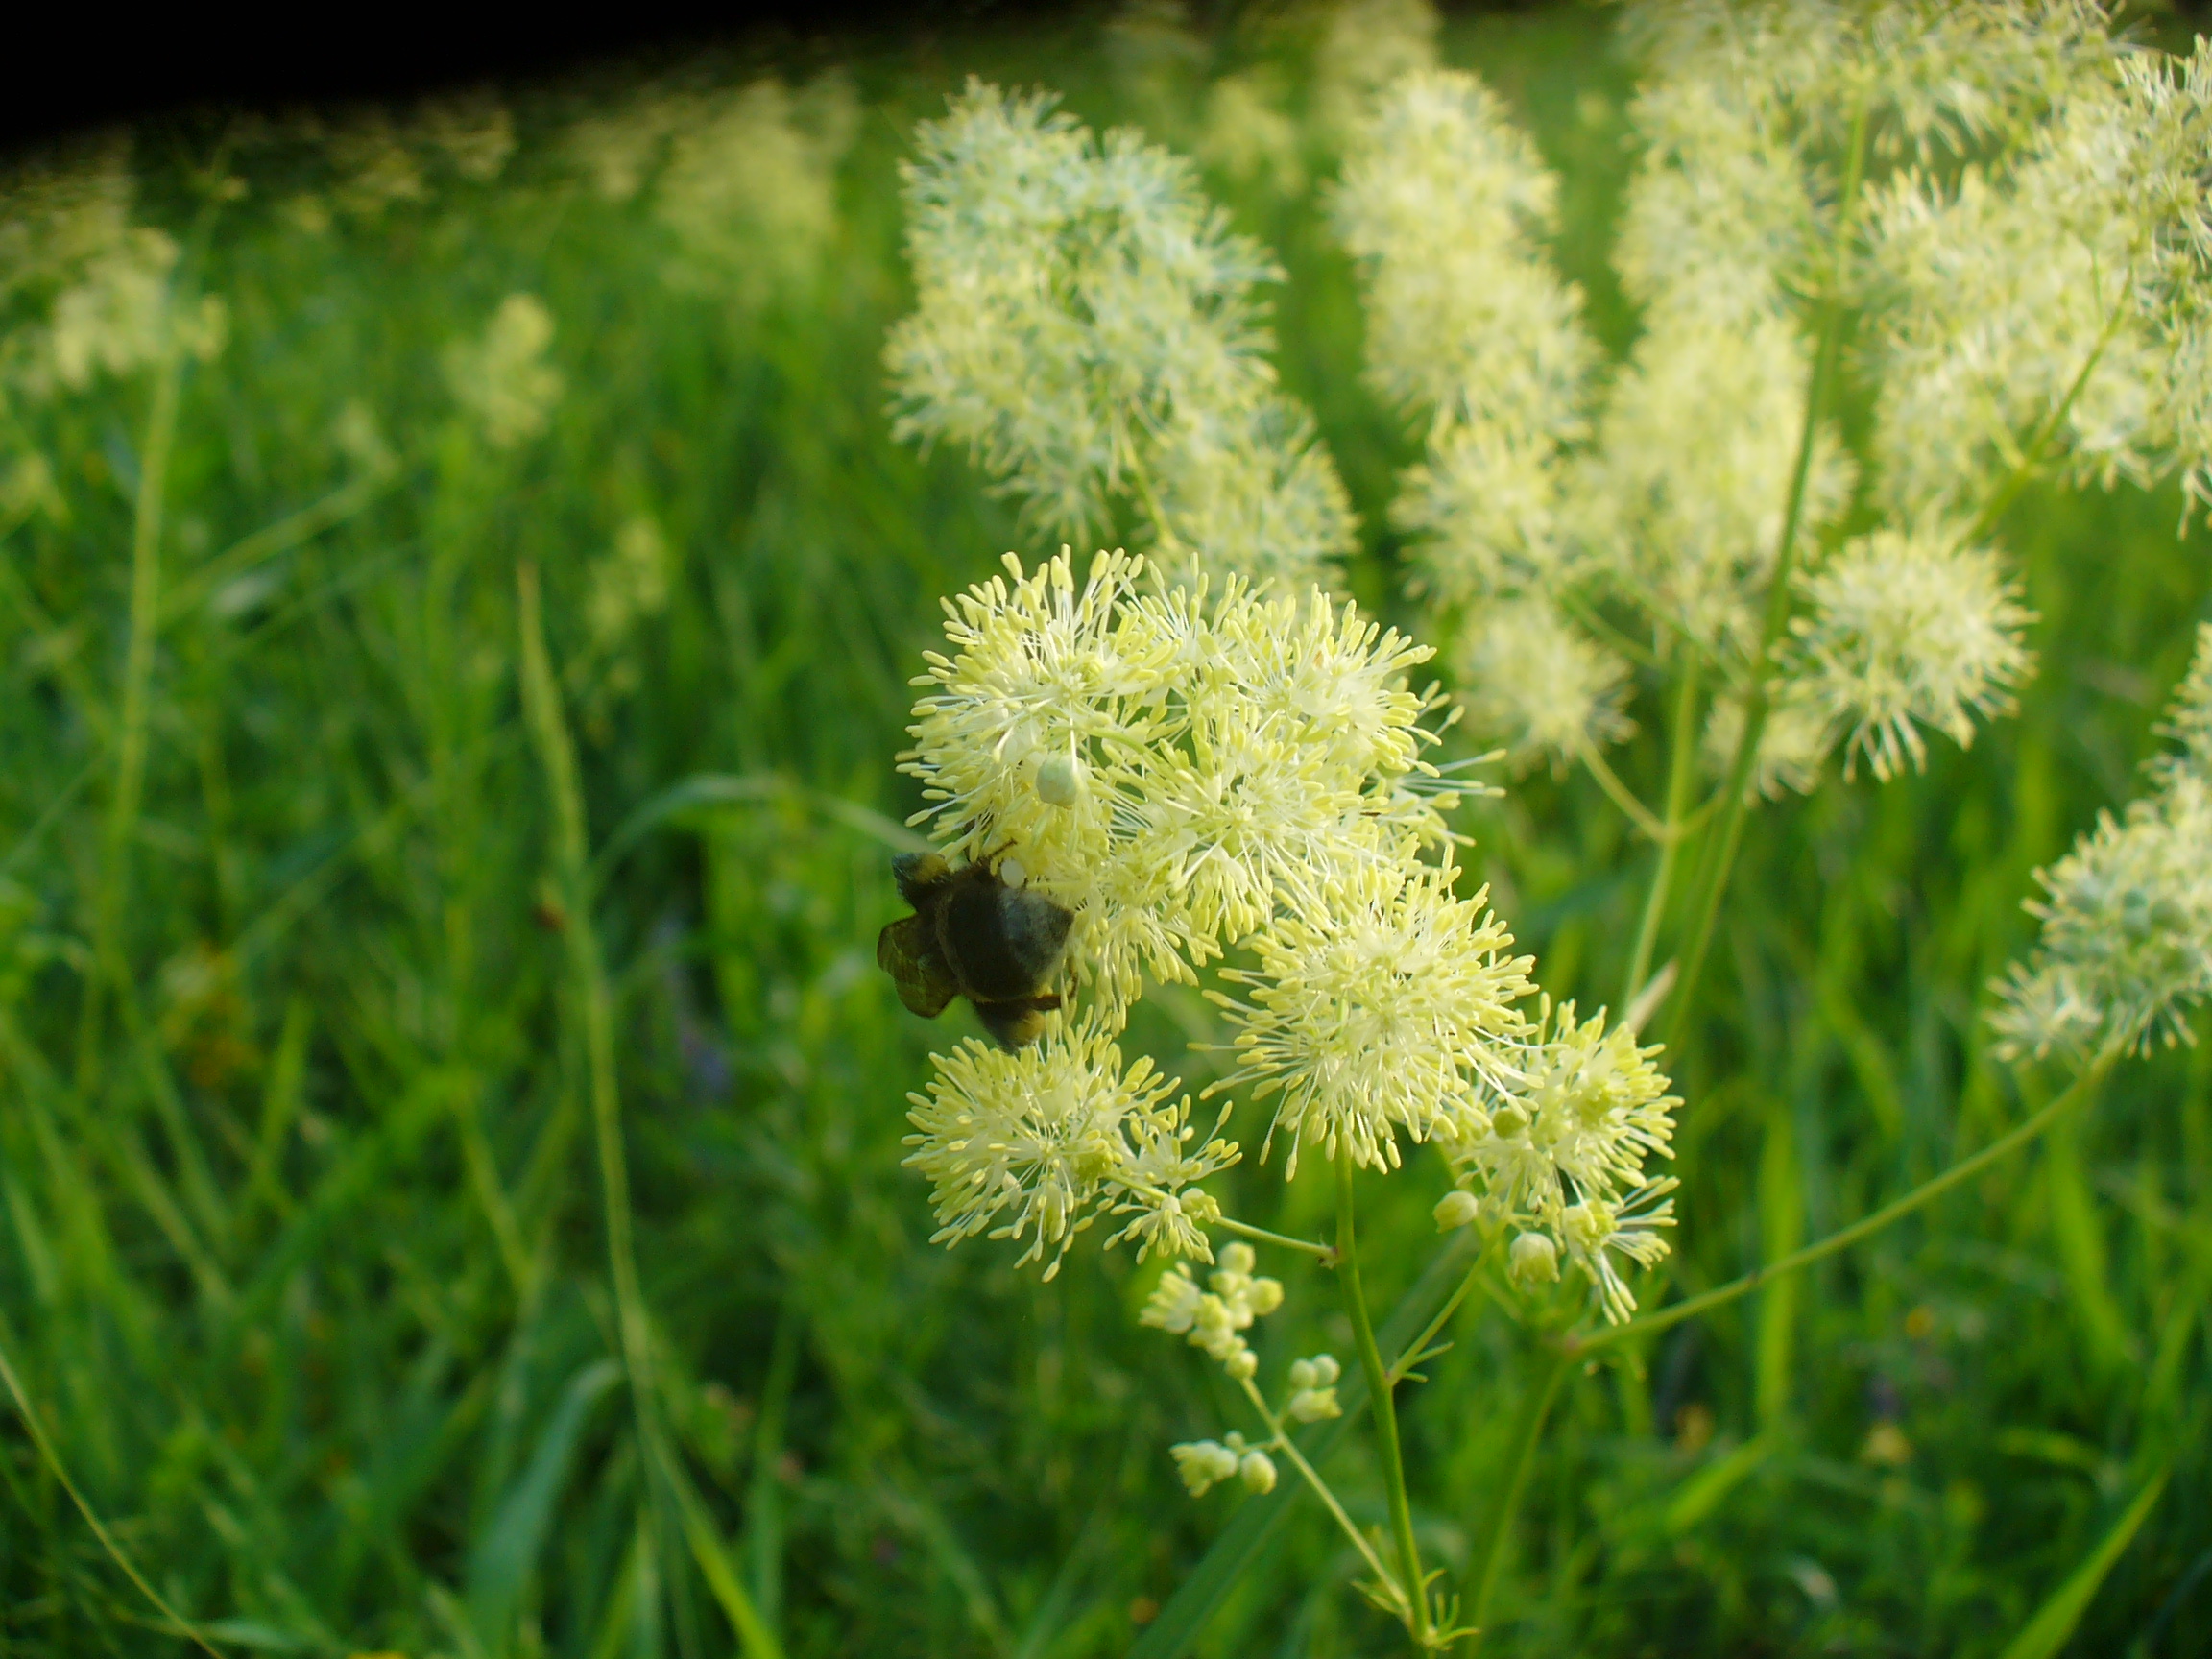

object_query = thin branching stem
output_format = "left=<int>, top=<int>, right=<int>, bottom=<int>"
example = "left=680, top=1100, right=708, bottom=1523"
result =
left=1337, top=1147, right=1431, bottom=1646
left=1578, top=1054, right=2116, bottom=1353
left=1964, top=304, right=2127, bottom=545
left=1623, top=660, right=1704, bottom=1011
left=1578, top=741, right=1671, bottom=844
left=1237, top=1375, right=1406, bottom=1611
left=1666, top=101, right=1871, bottom=1049
left=1387, top=1238, right=1499, bottom=1386
left=1208, top=1212, right=1337, bottom=1263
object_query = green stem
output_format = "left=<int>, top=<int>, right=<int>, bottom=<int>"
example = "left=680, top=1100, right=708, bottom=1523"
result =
left=1579, top=1054, right=2115, bottom=1354
left=1387, top=1238, right=1499, bottom=1387
left=1622, top=660, right=1704, bottom=1014
left=1666, top=102, right=1870, bottom=1052
left=1237, top=1376, right=1404, bottom=1607
left=1207, top=1211, right=1337, bottom=1264
left=77, top=341, right=183, bottom=1094
left=1461, top=1340, right=1571, bottom=1649
left=517, top=565, right=781, bottom=1659
left=1121, top=445, right=1183, bottom=562
left=1964, top=306, right=2126, bottom=545
left=1337, top=1147, right=1430, bottom=1645
left=1578, top=741, right=1670, bottom=844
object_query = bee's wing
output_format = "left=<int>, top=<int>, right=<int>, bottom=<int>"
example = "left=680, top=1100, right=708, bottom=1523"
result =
left=878, top=915, right=958, bottom=1019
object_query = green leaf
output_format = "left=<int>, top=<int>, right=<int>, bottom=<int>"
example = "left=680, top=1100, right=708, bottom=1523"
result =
left=1998, top=1466, right=2168, bottom=1659
left=468, top=1358, right=623, bottom=1644
left=1664, top=1433, right=1774, bottom=1537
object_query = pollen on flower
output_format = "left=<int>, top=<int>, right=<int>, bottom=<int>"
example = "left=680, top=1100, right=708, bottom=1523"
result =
left=902, top=1022, right=1236, bottom=1279
left=1209, top=858, right=1534, bottom=1176
left=1435, top=996, right=1678, bottom=1321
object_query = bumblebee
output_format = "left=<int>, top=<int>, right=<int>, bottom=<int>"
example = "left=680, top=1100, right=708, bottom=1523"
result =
left=877, top=851, right=1073, bottom=1050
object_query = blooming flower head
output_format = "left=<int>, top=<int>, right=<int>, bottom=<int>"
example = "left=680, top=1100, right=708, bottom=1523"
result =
left=1435, top=997, right=1679, bottom=1321
left=1560, top=1188, right=1677, bottom=1326
left=897, top=548, right=1527, bottom=1273
left=1701, top=684, right=1837, bottom=802
left=901, top=548, right=1455, bottom=1031
left=1790, top=522, right=2035, bottom=781
left=1454, top=595, right=1635, bottom=778
left=653, top=75, right=856, bottom=308
left=1210, top=858, right=1534, bottom=1176
left=1331, top=67, right=1595, bottom=443
left=902, top=1022, right=1237, bottom=1278
left=1993, top=625, right=2212, bottom=1062
left=886, top=81, right=1354, bottom=587
left=445, top=294, right=562, bottom=450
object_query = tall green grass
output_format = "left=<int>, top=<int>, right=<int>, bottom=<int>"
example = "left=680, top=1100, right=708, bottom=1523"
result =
left=1, top=8, right=2206, bottom=1656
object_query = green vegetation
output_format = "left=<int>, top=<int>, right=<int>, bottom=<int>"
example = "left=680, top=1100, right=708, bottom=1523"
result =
left=2, top=6, right=2206, bottom=1656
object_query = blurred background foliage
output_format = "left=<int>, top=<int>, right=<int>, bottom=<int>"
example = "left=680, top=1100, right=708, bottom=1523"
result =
left=0, top=3, right=2206, bottom=1655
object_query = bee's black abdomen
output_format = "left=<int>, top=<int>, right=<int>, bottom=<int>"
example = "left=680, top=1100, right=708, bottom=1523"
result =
left=939, top=871, right=1071, bottom=1003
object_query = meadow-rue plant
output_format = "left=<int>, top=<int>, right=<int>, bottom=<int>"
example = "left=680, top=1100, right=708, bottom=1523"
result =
left=885, top=541, right=1682, bottom=1644
left=878, top=6, right=2212, bottom=1651
left=1993, top=621, right=2212, bottom=1062
left=444, top=292, right=563, bottom=451
left=884, top=82, right=1355, bottom=588
left=6, top=2, right=2210, bottom=1653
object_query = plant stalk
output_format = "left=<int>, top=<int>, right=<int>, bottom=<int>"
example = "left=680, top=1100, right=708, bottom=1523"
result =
left=1965, top=305, right=2126, bottom=545
left=1460, top=1340, right=1571, bottom=1650
left=1237, top=1376, right=1404, bottom=1606
left=1623, top=659, right=1703, bottom=1013
left=1337, top=1147, right=1430, bottom=1646
left=518, top=564, right=780, bottom=1659
left=1666, top=102, right=1870, bottom=1051
left=1581, top=1054, right=2115, bottom=1353
left=77, top=342, right=183, bottom=1094
left=1208, top=1212, right=1337, bottom=1264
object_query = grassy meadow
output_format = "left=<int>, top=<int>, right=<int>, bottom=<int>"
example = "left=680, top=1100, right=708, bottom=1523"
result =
left=2, top=5, right=2208, bottom=1655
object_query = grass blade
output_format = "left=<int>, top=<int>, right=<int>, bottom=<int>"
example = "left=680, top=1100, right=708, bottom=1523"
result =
left=469, top=1357, right=623, bottom=1645
left=1999, top=1466, right=2169, bottom=1659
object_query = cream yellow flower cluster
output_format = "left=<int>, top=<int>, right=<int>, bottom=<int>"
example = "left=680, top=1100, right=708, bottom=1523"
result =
left=900, top=548, right=1451, bottom=1025
left=444, top=294, right=563, bottom=452
left=1993, top=624, right=2212, bottom=1062
left=1142, top=1242, right=1284, bottom=1378
left=1330, top=3, right=2202, bottom=801
left=1863, top=31, right=2212, bottom=517
left=902, top=1022, right=1235, bottom=1279
left=896, top=549, right=1682, bottom=1317
left=884, top=82, right=1354, bottom=589
left=0, top=141, right=225, bottom=409
left=1434, top=997, right=1679, bottom=1323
